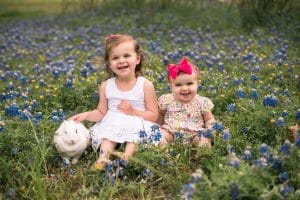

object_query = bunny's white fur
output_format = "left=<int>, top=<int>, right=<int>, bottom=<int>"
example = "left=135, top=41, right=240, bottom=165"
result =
left=54, top=120, right=90, bottom=164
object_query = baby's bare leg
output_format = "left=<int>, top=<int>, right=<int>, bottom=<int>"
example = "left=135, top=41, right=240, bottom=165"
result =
left=124, top=142, right=136, bottom=161
left=159, top=128, right=174, bottom=147
left=97, top=139, right=117, bottom=162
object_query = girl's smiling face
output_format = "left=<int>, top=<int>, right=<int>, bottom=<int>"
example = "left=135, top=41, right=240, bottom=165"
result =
left=170, top=72, right=199, bottom=104
left=108, top=41, right=140, bottom=78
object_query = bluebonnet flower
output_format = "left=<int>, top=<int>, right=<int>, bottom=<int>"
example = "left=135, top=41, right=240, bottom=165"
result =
left=232, top=78, right=239, bottom=86
left=230, top=183, right=240, bottom=200
left=51, top=116, right=60, bottom=122
left=34, top=112, right=43, bottom=121
left=64, top=79, right=73, bottom=88
left=250, top=88, right=258, bottom=100
left=11, top=146, right=20, bottom=156
left=250, top=74, right=257, bottom=81
left=8, top=82, right=14, bottom=90
left=296, top=136, right=300, bottom=146
left=181, top=183, right=196, bottom=200
left=296, top=109, right=300, bottom=121
left=259, top=143, right=269, bottom=157
left=242, top=146, right=253, bottom=160
left=19, top=109, right=33, bottom=121
left=279, top=171, right=289, bottom=182
left=280, top=140, right=291, bottom=155
left=6, top=188, right=16, bottom=199
left=203, top=129, right=214, bottom=138
left=281, top=110, right=288, bottom=117
left=279, top=185, right=294, bottom=197
left=270, top=154, right=283, bottom=170
left=38, top=79, right=46, bottom=86
left=52, top=69, right=59, bottom=78
left=218, top=62, right=224, bottom=71
left=283, top=89, right=290, bottom=96
left=143, top=169, right=152, bottom=176
left=252, top=157, right=268, bottom=168
left=226, top=103, right=235, bottom=112
left=222, top=129, right=231, bottom=141
left=275, top=117, right=285, bottom=127
left=227, top=153, right=240, bottom=168
left=212, top=122, right=224, bottom=132
left=5, top=103, right=19, bottom=117
left=236, top=89, right=247, bottom=98
left=263, top=95, right=278, bottom=107
left=160, top=158, right=167, bottom=166
left=81, top=66, right=88, bottom=78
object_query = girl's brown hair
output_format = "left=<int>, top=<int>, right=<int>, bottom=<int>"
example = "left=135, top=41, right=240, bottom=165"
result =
left=104, top=34, right=144, bottom=77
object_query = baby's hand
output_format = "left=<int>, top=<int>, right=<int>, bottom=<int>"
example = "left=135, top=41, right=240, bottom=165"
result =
left=199, top=137, right=211, bottom=147
left=117, top=100, right=135, bottom=116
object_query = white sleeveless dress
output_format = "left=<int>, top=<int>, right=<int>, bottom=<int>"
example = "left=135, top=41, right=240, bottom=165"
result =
left=90, top=76, right=162, bottom=150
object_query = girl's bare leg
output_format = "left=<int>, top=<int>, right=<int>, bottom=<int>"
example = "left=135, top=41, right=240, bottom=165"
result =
left=123, top=142, right=136, bottom=161
left=97, top=139, right=117, bottom=162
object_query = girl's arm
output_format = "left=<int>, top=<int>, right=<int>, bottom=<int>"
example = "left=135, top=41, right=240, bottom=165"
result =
left=203, top=111, right=215, bottom=129
left=157, top=109, right=166, bottom=125
left=135, top=79, right=159, bottom=122
left=70, top=81, right=108, bottom=122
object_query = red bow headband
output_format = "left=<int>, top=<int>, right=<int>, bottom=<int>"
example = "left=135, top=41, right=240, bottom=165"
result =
left=167, top=57, right=193, bottom=79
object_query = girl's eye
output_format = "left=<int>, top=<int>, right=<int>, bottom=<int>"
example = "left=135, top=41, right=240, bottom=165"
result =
left=111, top=56, right=118, bottom=60
left=124, top=54, right=131, bottom=58
left=187, top=82, right=194, bottom=85
left=175, top=83, right=181, bottom=87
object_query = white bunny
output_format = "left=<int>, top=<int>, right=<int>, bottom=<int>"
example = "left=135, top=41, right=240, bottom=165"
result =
left=54, top=120, right=90, bottom=165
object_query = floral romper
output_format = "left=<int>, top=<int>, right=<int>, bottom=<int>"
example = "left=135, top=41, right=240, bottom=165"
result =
left=158, top=94, right=214, bottom=138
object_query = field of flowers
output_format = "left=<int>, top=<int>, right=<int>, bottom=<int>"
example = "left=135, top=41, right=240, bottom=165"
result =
left=0, top=2, right=299, bottom=199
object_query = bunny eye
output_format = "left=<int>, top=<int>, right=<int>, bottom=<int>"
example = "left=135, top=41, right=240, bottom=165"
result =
left=64, top=131, right=67, bottom=134
left=76, top=129, right=78, bottom=134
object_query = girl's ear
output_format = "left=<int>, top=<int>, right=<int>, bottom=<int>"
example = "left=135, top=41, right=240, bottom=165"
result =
left=136, top=54, right=141, bottom=65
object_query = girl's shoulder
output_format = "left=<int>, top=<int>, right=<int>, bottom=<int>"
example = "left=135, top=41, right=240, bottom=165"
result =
left=139, top=76, right=154, bottom=88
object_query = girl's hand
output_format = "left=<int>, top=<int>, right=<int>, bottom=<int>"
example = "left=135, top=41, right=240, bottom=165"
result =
left=69, top=112, right=88, bottom=122
left=117, top=100, right=136, bottom=116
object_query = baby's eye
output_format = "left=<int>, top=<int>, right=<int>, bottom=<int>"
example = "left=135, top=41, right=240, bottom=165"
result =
left=175, top=83, right=181, bottom=87
left=187, top=82, right=194, bottom=85
left=124, top=54, right=131, bottom=58
left=111, top=56, right=119, bottom=60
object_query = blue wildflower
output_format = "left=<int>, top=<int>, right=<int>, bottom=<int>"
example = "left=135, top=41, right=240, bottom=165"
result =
left=143, top=169, right=152, bottom=176
left=280, top=185, right=294, bottom=197
left=252, top=157, right=268, bottom=168
left=236, top=89, right=247, bottom=98
left=64, top=79, right=73, bottom=88
left=212, top=122, right=224, bottom=132
left=281, top=110, right=288, bottom=117
left=250, top=88, right=258, bottom=100
left=250, top=74, right=257, bottom=81
left=161, top=158, right=167, bottom=166
left=275, top=117, right=285, bottom=126
left=226, top=103, right=235, bottom=112
left=296, top=109, right=300, bottom=121
left=181, top=183, right=196, bottom=200
left=280, top=140, right=291, bottom=155
left=5, top=103, right=19, bottom=117
left=230, top=183, right=240, bottom=200
left=283, top=89, right=290, bottom=96
left=6, top=188, right=16, bottom=199
left=222, top=129, right=231, bottom=141
left=270, top=154, right=283, bottom=170
left=263, top=95, right=278, bottom=107
left=259, top=143, right=269, bottom=157
left=81, top=66, right=88, bottom=78
left=227, top=153, right=240, bottom=168
left=204, top=129, right=214, bottom=138
left=279, top=171, right=289, bottom=182
left=242, top=146, right=253, bottom=160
